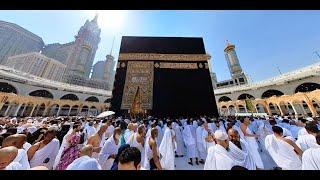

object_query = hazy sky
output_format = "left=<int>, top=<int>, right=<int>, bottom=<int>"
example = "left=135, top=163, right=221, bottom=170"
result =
left=0, top=10, right=319, bottom=82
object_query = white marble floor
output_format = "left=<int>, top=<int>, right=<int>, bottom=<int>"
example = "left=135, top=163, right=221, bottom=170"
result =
left=175, top=156, right=204, bottom=170
left=174, top=150, right=276, bottom=170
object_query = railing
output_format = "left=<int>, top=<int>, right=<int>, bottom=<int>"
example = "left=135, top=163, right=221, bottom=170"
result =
left=214, top=62, right=320, bottom=94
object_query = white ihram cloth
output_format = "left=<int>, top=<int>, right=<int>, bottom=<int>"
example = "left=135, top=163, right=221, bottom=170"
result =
left=5, top=162, right=23, bottom=170
left=182, top=125, right=197, bottom=158
left=105, top=125, right=114, bottom=139
left=143, top=136, right=160, bottom=170
left=29, top=138, right=60, bottom=169
left=265, top=134, right=302, bottom=170
left=196, top=126, right=207, bottom=159
left=298, top=128, right=308, bottom=138
left=146, top=128, right=151, bottom=139
left=156, top=125, right=163, bottom=148
left=23, top=142, right=32, bottom=152
left=242, top=127, right=264, bottom=169
left=173, top=124, right=184, bottom=156
left=204, top=144, right=235, bottom=170
left=66, top=155, right=101, bottom=170
left=127, top=133, right=145, bottom=167
left=229, top=140, right=256, bottom=170
left=85, top=126, right=96, bottom=140
left=98, top=135, right=119, bottom=170
left=124, top=129, right=134, bottom=143
left=295, top=134, right=320, bottom=152
left=53, top=126, right=73, bottom=169
left=13, top=149, right=30, bottom=170
left=302, top=148, right=320, bottom=170
left=159, top=127, right=175, bottom=170
left=289, top=125, right=303, bottom=139
left=203, top=130, right=215, bottom=152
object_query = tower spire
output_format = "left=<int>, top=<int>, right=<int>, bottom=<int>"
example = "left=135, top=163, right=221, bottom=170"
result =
left=93, top=12, right=99, bottom=22
left=109, top=36, right=115, bottom=56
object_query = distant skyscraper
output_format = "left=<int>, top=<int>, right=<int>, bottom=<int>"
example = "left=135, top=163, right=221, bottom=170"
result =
left=0, top=20, right=44, bottom=65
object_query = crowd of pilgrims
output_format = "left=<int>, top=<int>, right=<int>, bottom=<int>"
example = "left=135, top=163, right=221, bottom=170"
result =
left=0, top=114, right=320, bottom=170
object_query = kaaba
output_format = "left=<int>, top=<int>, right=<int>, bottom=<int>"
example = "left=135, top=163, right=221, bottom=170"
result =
left=110, top=36, right=219, bottom=118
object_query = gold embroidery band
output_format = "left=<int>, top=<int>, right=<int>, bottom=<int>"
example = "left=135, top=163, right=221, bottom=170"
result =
left=158, top=62, right=198, bottom=69
left=119, top=53, right=210, bottom=62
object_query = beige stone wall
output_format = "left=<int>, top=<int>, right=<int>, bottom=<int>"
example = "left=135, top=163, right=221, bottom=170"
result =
left=218, top=89, right=320, bottom=117
left=0, top=92, right=109, bottom=117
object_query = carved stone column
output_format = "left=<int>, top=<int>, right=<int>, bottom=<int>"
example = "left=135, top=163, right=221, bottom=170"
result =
left=4, top=105, right=11, bottom=116
left=68, top=107, right=72, bottom=116
left=20, top=105, right=27, bottom=117
left=56, top=106, right=62, bottom=116
left=277, top=104, right=284, bottom=116
left=265, top=104, right=272, bottom=116
left=13, top=104, right=22, bottom=117
left=29, top=105, right=37, bottom=117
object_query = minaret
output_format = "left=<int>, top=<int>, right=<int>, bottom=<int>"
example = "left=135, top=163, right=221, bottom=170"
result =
left=224, top=40, right=243, bottom=77
left=103, top=37, right=116, bottom=89
left=224, top=40, right=248, bottom=85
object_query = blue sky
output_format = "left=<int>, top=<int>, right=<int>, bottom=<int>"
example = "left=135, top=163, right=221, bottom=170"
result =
left=0, top=10, right=319, bottom=82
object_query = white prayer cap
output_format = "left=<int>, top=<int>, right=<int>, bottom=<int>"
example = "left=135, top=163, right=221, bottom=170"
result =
left=214, top=130, right=228, bottom=141
left=306, top=117, right=314, bottom=122
left=27, top=119, right=33, bottom=123
left=49, top=125, right=59, bottom=131
left=124, top=119, right=130, bottom=124
left=0, top=128, right=6, bottom=135
left=27, top=126, right=37, bottom=134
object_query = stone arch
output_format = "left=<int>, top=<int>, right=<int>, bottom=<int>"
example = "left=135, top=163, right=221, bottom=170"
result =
left=85, top=96, right=99, bottom=102
left=301, top=100, right=312, bottom=117
left=69, top=105, right=79, bottom=116
left=80, top=105, right=89, bottom=116
left=29, top=90, right=54, bottom=99
left=312, top=99, right=320, bottom=115
left=228, top=105, right=236, bottom=116
left=89, top=106, right=98, bottom=116
left=295, top=82, right=320, bottom=93
left=30, top=103, right=46, bottom=117
left=256, top=103, right=267, bottom=113
left=0, top=102, right=10, bottom=116
left=238, top=105, right=246, bottom=113
left=23, top=103, right=34, bottom=117
left=218, top=96, right=232, bottom=102
left=268, top=103, right=281, bottom=115
left=237, top=93, right=255, bottom=100
left=59, top=105, right=71, bottom=116
left=8, top=102, right=20, bottom=117
left=291, top=100, right=307, bottom=117
left=0, top=82, right=18, bottom=94
left=60, top=94, right=79, bottom=101
left=48, top=104, right=60, bottom=117
left=16, top=103, right=26, bottom=117
left=279, top=101, right=292, bottom=116
left=220, top=105, right=228, bottom=116
left=261, top=89, right=284, bottom=99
